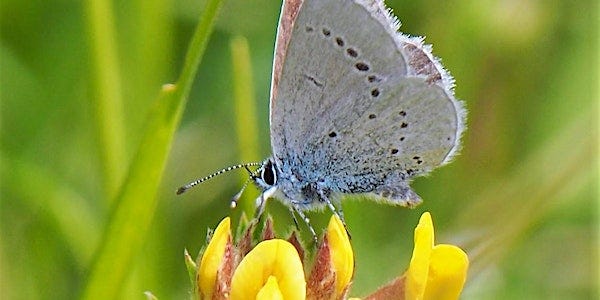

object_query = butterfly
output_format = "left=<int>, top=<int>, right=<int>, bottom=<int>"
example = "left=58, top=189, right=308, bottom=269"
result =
left=178, top=0, right=465, bottom=238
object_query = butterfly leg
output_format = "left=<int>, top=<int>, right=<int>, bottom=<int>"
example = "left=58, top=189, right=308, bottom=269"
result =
left=288, top=206, right=301, bottom=230
left=292, top=206, right=318, bottom=245
left=253, top=186, right=278, bottom=221
left=252, top=193, right=266, bottom=227
left=317, top=189, right=351, bottom=239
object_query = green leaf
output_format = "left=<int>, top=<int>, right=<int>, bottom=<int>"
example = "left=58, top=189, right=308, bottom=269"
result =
left=184, top=248, right=199, bottom=300
left=80, top=0, right=224, bottom=299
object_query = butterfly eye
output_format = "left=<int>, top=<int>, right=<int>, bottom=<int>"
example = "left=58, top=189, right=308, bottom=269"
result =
left=261, top=160, right=277, bottom=186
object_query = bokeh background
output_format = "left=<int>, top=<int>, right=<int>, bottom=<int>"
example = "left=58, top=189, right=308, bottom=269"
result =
left=1, top=0, right=598, bottom=298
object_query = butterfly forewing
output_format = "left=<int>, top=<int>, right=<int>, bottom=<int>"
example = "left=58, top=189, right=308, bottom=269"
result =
left=270, top=0, right=408, bottom=172
left=268, top=0, right=464, bottom=203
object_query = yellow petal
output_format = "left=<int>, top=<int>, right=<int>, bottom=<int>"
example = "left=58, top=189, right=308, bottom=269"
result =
left=423, top=244, right=469, bottom=300
left=405, top=212, right=435, bottom=300
left=327, top=214, right=354, bottom=295
left=256, top=276, right=284, bottom=300
left=230, top=239, right=306, bottom=300
left=198, top=217, right=231, bottom=299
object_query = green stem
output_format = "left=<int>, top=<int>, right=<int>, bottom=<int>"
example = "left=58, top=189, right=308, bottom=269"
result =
left=85, top=0, right=126, bottom=200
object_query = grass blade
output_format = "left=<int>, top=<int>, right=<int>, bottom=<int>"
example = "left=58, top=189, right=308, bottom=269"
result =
left=84, top=0, right=126, bottom=199
left=80, top=0, right=224, bottom=298
left=230, top=36, right=260, bottom=216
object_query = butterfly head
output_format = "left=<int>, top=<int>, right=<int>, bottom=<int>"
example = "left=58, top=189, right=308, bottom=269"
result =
left=253, top=158, right=278, bottom=191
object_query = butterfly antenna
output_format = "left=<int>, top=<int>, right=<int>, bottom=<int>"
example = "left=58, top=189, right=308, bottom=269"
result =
left=230, top=177, right=252, bottom=208
left=176, top=162, right=262, bottom=195
left=230, top=165, right=264, bottom=208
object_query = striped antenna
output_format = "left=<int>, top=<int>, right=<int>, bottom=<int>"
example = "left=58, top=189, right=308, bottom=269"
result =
left=230, top=177, right=253, bottom=208
left=176, top=162, right=262, bottom=195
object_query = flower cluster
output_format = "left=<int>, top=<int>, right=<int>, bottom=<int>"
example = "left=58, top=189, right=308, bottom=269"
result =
left=186, top=212, right=468, bottom=300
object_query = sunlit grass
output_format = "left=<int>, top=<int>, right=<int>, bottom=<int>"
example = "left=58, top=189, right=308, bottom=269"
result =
left=458, top=113, right=596, bottom=278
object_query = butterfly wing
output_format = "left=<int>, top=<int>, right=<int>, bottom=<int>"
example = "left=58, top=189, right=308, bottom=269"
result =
left=269, top=0, right=465, bottom=205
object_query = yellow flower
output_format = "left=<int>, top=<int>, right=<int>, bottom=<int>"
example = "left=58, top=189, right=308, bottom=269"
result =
left=197, top=217, right=232, bottom=300
left=405, top=212, right=469, bottom=300
left=307, top=214, right=354, bottom=299
left=193, top=215, right=354, bottom=300
left=361, top=212, right=468, bottom=300
left=327, top=213, right=354, bottom=296
left=230, top=239, right=306, bottom=300
left=190, top=211, right=467, bottom=300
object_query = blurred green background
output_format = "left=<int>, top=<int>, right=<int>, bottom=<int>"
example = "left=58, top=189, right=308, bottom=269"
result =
left=1, top=0, right=597, bottom=299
